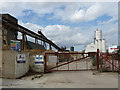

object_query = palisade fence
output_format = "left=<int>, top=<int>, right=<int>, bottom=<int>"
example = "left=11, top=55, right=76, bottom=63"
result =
left=99, top=50, right=120, bottom=72
left=44, top=50, right=99, bottom=72
left=44, top=49, right=120, bottom=73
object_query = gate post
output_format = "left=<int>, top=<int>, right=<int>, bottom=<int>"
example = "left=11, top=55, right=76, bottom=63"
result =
left=97, top=49, right=99, bottom=71
left=44, top=53, right=47, bottom=73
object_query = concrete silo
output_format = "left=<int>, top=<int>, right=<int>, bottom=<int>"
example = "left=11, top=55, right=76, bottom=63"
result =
left=98, top=39, right=102, bottom=52
left=95, top=30, right=102, bottom=40
left=85, top=29, right=106, bottom=53
left=102, top=39, right=106, bottom=52
left=95, top=39, right=98, bottom=49
left=95, top=30, right=105, bottom=52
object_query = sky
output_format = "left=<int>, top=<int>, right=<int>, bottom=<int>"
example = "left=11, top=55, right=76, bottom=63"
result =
left=0, top=1, right=118, bottom=51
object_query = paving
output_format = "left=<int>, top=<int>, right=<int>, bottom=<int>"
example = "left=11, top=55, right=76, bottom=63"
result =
left=1, top=71, right=118, bottom=88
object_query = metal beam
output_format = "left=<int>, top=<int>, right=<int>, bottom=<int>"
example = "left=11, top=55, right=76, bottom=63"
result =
left=1, top=16, right=62, bottom=51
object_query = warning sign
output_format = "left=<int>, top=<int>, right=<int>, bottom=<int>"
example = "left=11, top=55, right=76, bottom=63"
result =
left=108, top=45, right=118, bottom=53
left=35, top=55, right=44, bottom=65
left=17, top=54, right=25, bottom=63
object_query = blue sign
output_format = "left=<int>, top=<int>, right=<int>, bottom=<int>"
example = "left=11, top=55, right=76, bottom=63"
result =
left=11, top=40, right=21, bottom=51
left=35, top=55, right=44, bottom=65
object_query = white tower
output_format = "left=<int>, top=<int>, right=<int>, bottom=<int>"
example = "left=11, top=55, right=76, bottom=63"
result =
left=98, top=39, right=102, bottom=52
left=102, top=39, right=106, bottom=52
left=95, top=30, right=102, bottom=40
left=94, top=29, right=106, bottom=52
left=85, top=29, right=106, bottom=53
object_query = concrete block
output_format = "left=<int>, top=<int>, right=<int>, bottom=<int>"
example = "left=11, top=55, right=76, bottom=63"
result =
left=2, top=50, right=29, bottom=79
left=29, top=54, right=44, bottom=73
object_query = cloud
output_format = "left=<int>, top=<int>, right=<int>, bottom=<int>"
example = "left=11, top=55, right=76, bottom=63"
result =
left=70, top=10, right=85, bottom=22
left=0, top=0, right=119, bottom=2
left=1, top=2, right=118, bottom=23
left=18, top=21, right=44, bottom=42
left=18, top=21, right=43, bottom=33
left=97, top=17, right=117, bottom=25
left=18, top=21, right=90, bottom=49
left=44, top=25, right=90, bottom=47
left=1, top=2, right=64, bottom=17
left=1, top=2, right=27, bottom=17
left=18, top=19, right=118, bottom=50
left=69, top=3, right=118, bottom=22
left=87, top=20, right=118, bottom=46
left=46, top=2, right=118, bottom=23
left=1, top=2, right=118, bottom=50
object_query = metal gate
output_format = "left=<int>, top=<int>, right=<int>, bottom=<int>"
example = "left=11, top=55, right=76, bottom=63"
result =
left=44, top=50, right=99, bottom=72
left=100, top=52, right=120, bottom=72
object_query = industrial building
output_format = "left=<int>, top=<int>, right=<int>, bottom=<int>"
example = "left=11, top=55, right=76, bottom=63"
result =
left=85, top=29, right=106, bottom=53
left=2, top=14, right=18, bottom=49
left=0, top=14, right=119, bottom=79
left=0, top=14, right=62, bottom=78
left=1, top=14, right=62, bottom=51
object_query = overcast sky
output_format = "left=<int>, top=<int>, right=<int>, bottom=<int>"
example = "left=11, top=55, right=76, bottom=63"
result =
left=0, top=1, right=118, bottom=51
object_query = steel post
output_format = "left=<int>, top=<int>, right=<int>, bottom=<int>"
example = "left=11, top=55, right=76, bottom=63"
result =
left=44, top=54, right=47, bottom=73
left=97, top=49, right=99, bottom=70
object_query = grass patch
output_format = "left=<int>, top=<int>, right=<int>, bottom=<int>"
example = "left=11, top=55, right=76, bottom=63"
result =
left=31, top=74, right=43, bottom=80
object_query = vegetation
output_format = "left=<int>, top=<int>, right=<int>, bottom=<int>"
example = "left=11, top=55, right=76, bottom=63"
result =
left=31, top=74, right=43, bottom=80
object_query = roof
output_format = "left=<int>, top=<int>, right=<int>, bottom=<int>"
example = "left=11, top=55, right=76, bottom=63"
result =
left=27, top=41, right=45, bottom=49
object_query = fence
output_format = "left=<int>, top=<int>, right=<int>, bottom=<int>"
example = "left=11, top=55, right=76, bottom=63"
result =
left=44, top=51, right=99, bottom=72
left=100, top=52, right=120, bottom=72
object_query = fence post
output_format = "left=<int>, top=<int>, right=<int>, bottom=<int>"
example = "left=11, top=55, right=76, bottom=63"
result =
left=97, top=49, right=99, bottom=71
left=44, top=53, right=47, bottom=73
left=118, top=46, right=120, bottom=73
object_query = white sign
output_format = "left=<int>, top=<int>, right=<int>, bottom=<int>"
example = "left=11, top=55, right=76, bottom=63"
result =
left=17, top=54, right=25, bottom=63
left=108, top=45, right=118, bottom=53
left=48, top=56, right=57, bottom=63
left=35, top=55, right=44, bottom=65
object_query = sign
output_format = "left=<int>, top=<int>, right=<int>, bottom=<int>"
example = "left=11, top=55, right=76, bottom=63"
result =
left=11, top=40, right=21, bottom=51
left=17, top=54, right=25, bottom=63
left=35, top=55, right=44, bottom=65
left=48, top=56, right=57, bottom=63
left=108, top=45, right=118, bottom=53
